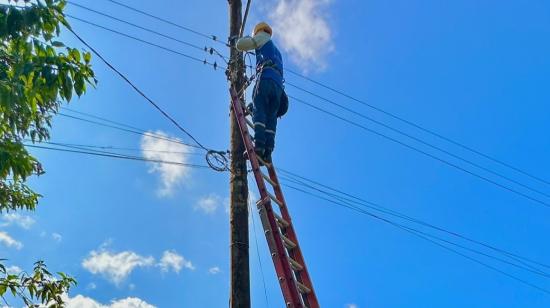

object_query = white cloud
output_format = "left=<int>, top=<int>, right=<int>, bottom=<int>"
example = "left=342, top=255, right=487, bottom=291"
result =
left=195, top=194, right=222, bottom=214
left=52, top=232, right=63, bottom=242
left=63, top=294, right=156, bottom=308
left=1, top=213, right=35, bottom=229
left=86, top=282, right=97, bottom=290
left=82, top=250, right=155, bottom=285
left=159, top=250, right=194, bottom=273
left=346, top=304, right=358, bottom=308
left=269, top=0, right=334, bottom=72
left=0, top=231, right=23, bottom=250
left=208, top=266, right=221, bottom=275
left=6, top=265, right=22, bottom=275
left=140, top=131, right=194, bottom=197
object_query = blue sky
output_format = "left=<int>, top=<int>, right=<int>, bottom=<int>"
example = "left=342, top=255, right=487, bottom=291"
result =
left=2, top=0, right=550, bottom=307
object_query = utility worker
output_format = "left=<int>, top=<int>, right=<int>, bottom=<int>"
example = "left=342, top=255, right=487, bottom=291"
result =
left=236, top=22, right=284, bottom=164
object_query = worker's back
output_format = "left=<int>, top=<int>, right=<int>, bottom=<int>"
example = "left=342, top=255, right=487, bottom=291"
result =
left=256, top=39, right=284, bottom=89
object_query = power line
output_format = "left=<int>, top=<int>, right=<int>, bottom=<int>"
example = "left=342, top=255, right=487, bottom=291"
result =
left=26, top=137, right=550, bottom=296
left=65, top=17, right=550, bottom=208
left=67, top=2, right=206, bottom=52
left=277, top=168, right=550, bottom=272
left=63, top=13, right=550, bottom=204
left=282, top=183, right=550, bottom=296
left=24, top=138, right=550, bottom=292
left=249, top=202, right=271, bottom=308
left=286, top=82, right=550, bottom=199
left=27, top=122, right=550, bottom=282
left=280, top=174, right=550, bottom=277
left=21, top=140, right=550, bottom=296
left=91, top=0, right=549, bottom=189
left=50, top=104, right=550, bottom=276
left=66, top=15, right=219, bottom=67
left=240, top=0, right=252, bottom=38
left=283, top=69, right=550, bottom=188
left=32, top=104, right=550, bottom=294
left=66, top=15, right=227, bottom=71
left=98, top=0, right=550, bottom=187
left=24, top=144, right=211, bottom=169
left=65, top=24, right=216, bottom=151
left=13, top=0, right=547, bottom=300
left=58, top=9, right=550, bottom=286
left=102, top=0, right=227, bottom=45
left=33, top=105, right=550, bottom=276
left=57, top=111, right=203, bottom=150
left=289, top=95, right=550, bottom=208
left=30, top=140, right=203, bottom=156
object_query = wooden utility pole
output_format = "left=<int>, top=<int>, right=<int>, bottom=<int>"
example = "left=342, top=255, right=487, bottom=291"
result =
left=228, top=0, right=250, bottom=307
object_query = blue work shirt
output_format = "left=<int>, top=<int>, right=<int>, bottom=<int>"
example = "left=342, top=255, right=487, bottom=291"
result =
left=256, top=40, right=284, bottom=89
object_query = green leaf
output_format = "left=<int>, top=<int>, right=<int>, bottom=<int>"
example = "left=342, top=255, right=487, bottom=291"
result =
left=9, top=284, right=16, bottom=296
left=51, top=41, right=64, bottom=48
left=69, top=48, right=80, bottom=62
left=74, top=73, right=84, bottom=97
left=84, top=51, right=91, bottom=64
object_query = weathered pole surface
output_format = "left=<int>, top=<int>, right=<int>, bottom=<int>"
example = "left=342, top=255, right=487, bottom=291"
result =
left=228, top=0, right=250, bottom=307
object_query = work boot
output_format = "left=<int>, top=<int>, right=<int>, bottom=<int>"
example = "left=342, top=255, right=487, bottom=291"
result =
left=255, top=147, right=269, bottom=166
left=254, top=147, right=264, bottom=158
left=263, top=149, right=273, bottom=165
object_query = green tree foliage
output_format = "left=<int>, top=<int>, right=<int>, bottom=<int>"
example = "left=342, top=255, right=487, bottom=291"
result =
left=0, top=260, right=77, bottom=307
left=0, top=0, right=95, bottom=211
left=0, top=0, right=96, bottom=306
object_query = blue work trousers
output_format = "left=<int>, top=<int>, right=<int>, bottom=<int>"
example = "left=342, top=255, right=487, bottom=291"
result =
left=253, top=79, right=282, bottom=152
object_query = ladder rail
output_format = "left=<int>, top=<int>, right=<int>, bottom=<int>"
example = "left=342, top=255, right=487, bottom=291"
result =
left=267, top=166, right=320, bottom=307
left=230, top=87, right=304, bottom=307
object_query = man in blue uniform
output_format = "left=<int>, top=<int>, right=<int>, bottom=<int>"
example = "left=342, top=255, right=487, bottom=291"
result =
left=236, top=22, right=284, bottom=164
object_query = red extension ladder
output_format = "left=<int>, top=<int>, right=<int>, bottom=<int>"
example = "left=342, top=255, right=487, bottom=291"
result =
left=229, top=87, right=320, bottom=308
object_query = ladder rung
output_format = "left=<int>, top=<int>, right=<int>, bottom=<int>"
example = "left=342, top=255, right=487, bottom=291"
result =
left=245, top=118, right=254, bottom=129
left=261, top=172, right=277, bottom=187
left=281, top=234, right=297, bottom=250
left=289, top=257, right=304, bottom=271
left=296, top=281, right=312, bottom=294
left=274, top=212, right=289, bottom=229
left=256, top=155, right=272, bottom=167
left=268, top=192, right=283, bottom=207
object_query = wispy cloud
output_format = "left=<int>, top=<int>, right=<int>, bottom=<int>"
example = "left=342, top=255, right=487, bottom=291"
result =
left=195, top=194, right=222, bottom=214
left=82, top=250, right=155, bottom=285
left=269, top=0, right=334, bottom=72
left=63, top=294, right=156, bottom=308
left=346, top=304, right=359, bottom=308
left=0, top=231, right=23, bottom=250
left=82, top=245, right=195, bottom=284
left=52, top=232, right=63, bottom=242
left=1, top=213, right=35, bottom=229
left=140, top=131, right=194, bottom=197
left=208, top=266, right=221, bottom=275
left=6, top=265, right=22, bottom=275
left=158, top=250, right=194, bottom=273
